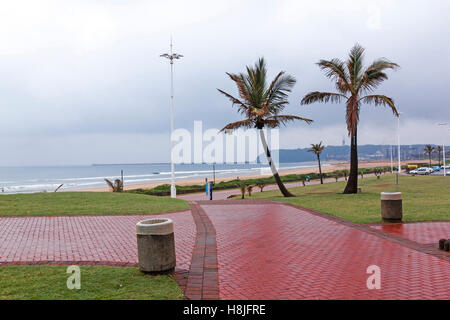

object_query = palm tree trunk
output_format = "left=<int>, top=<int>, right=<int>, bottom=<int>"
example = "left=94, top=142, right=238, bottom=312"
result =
left=259, top=129, right=295, bottom=197
left=429, top=154, right=432, bottom=167
left=344, top=129, right=358, bottom=194
left=317, top=155, right=323, bottom=184
left=438, top=151, right=441, bottom=167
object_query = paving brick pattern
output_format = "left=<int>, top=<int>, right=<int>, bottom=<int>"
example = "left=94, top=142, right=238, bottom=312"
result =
left=183, top=203, right=219, bottom=300
left=202, top=202, right=450, bottom=300
left=0, top=212, right=196, bottom=271
left=371, top=222, right=450, bottom=244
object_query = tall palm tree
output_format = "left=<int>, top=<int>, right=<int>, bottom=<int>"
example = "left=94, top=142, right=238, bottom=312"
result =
left=436, top=145, right=443, bottom=167
left=301, top=44, right=399, bottom=194
left=219, top=58, right=312, bottom=197
left=424, top=144, right=435, bottom=167
left=308, top=142, right=325, bottom=184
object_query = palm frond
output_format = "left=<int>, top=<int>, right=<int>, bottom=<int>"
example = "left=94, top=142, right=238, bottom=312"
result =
left=348, top=44, right=365, bottom=87
left=220, top=119, right=254, bottom=133
left=358, top=94, right=399, bottom=116
left=217, top=89, right=248, bottom=115
left=359, top=59, right=399, bottom=93
left=265, top=115, right=313, bottom=127
left=301, top=92, right=347, bottom=105
left=104, top=178, right=114, bottom=191
left=317, top=58, right=350, bottom=92
left=308, top=142, right=325, bottom=154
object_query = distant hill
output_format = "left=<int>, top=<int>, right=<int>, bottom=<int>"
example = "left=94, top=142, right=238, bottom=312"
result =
left=273, top=144, right=450, bottom=163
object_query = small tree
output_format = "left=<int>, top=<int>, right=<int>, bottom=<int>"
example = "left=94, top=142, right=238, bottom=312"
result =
left=436, top=146, right=443, bottom=167
left=423, top=145, right=435, bottom=167
left=247, top=185, right=253, bottom=197
left=343, top=170, right=348, bottom=181
left=105, top=178, right=123, bottom=192
left=256, top=183, right=266, bottom=192
left=240, top=182, right=246, bottom=199
left=308, top=142, right=325, bottom=184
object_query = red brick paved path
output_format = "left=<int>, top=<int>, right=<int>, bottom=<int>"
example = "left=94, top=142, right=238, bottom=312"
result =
left=182, top=203, right=219, bottom=300
left=0, top=201, right=449, bottom=300
left=198, top=200, right=449, bottom=300
left=0, top=212, right=196, bottom=271
left=371, top=222, right=450, bottom=245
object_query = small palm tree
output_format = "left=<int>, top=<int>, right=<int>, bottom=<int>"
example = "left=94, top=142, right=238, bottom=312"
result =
left=239, top=182, right=246, bottom=199
left=308, top=142, right=325, bottom=184
left=256, top=183, right=266, bottom=192
left=219, top=58, right=312, bottom=197
left=301, top=44, right=399, bottom=194
left=424, top=145, right=435, bottom=167
left=105, top=178, right=123, bottom=192
left=436, top=146, right=443, bottom=166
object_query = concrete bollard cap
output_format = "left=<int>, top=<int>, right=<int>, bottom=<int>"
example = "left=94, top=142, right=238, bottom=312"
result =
left=136, top=218, right=174, bottom=235
left=381, top=192, right=402, bottom=201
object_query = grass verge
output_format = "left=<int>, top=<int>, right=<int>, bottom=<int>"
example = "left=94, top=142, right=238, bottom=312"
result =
left=250, top=175, right=450, bottom=224
left=0, top=265, right=183, bottom=300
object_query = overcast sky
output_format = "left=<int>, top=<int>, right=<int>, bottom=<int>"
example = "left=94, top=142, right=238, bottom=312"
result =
left=0, top=0, right=449, bottom=166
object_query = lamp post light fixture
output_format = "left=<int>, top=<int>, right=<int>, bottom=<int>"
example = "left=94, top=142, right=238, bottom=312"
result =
left=438, top=122, right=448, bottom=177
left=161, top=39, right=183, bottom=198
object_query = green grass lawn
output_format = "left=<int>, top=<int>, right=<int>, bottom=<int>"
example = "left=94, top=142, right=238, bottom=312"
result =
left=250, top=174, right=450, bottom=224
left=0, top=192, right=190, bottom=216
left=0, top=265, right=183, bottom=300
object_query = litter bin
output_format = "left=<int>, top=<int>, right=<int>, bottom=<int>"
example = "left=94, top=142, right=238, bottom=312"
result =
left=136, top=218, right=176, bottom=272
left=381, top=192, right=402, bottom=222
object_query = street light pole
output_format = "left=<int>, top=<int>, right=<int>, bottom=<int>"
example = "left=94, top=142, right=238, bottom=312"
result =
left=390, top=145, right=393, bottom=174
left=161, top=39, right=183, bottom=198
left=396, top=112, right=402, bottom=185
left=438, top=123, right=448, bottom=177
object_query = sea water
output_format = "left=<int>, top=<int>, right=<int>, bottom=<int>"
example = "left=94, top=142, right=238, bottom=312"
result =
left=0, top=162, right=326, bottom=194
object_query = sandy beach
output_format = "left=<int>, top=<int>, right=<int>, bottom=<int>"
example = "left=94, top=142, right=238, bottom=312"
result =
left=82, top=160, right=419, bottom=192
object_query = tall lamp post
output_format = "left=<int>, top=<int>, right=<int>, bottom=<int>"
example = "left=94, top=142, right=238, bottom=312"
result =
left=161, top=39, right=183, bottom=198
left=438, top=123, right=448, bottom=177
left=396, top=112, right=402, bottom=185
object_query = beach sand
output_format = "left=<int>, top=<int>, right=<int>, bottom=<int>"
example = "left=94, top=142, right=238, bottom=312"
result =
left=82, top=160, right=418, bottom=192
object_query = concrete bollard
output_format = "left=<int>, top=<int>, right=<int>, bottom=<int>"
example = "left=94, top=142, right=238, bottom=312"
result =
left=439, top=239, right=446, bottom=250
left=445, top=240, right=450, bottom=252
left=381, top=192, right=403, bottom=222
left=136, top=218, right=176, bottom=273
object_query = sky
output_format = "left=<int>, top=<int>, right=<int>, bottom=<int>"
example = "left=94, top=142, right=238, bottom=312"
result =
left=0, top=0, right=449, bottom=166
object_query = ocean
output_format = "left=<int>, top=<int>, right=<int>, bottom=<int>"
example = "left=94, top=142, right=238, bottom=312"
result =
left=0, top=162, right=325, bottom=194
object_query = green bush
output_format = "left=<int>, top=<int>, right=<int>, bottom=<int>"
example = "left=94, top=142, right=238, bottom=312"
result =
left=127, top=166, right=394, bottom=196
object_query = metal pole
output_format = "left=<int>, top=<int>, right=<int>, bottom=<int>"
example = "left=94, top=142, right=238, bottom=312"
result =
left=438, top=123, right=448, bottom=177
left=161, top=39, right=183, bottom=198
left=397, top=115, right=401, bottom=185
left=390, top=145, right=393, bottom=173
left=444, top=144, right=447, bottom=177
left=169, top=41, right=176, bottom=198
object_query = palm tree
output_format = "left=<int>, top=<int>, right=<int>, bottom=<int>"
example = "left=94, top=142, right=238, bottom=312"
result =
left=239, top=182, right=246, bottom=199
left=104, top=178, right=123, bottom=192
left=308, top=142, right=325, bottom=184
left=436, top=145, right=443, bottom=166
left=219, top=58, right=312, bottom=197
left=301, top=44, right=399, bottom=194
left=424, top=145, right=435, bottom=167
